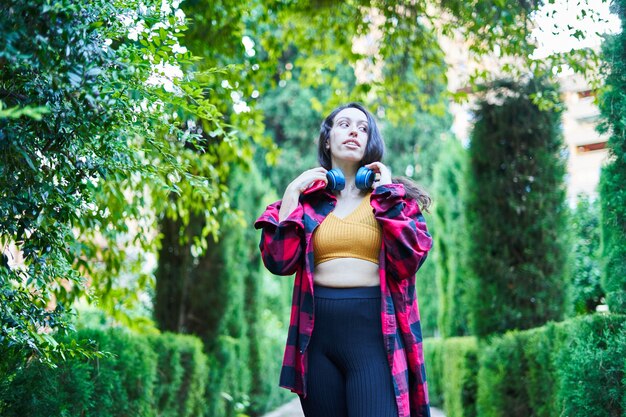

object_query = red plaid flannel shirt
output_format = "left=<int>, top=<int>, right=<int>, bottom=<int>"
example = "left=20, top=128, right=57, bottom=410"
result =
left=254, top=181, right=433, bottom=417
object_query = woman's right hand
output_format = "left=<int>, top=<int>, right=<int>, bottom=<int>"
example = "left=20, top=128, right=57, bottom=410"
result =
left=279, top=167, right=328, bottom=222
left=286, top=167, right=329, bottom=194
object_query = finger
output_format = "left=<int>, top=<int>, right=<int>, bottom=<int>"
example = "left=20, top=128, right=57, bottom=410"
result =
left=315, top=166, right=328, bottom=172
left=364, top=162, right=382, bottom=172
left=305, top=173, right=328, bottom=188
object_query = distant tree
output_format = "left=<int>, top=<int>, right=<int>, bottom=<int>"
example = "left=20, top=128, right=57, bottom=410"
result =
left=598, top=0, right=626, bottom=314
left=466, top=79, right=568, bottom=338
left=432, top=138, right=471, bottom=337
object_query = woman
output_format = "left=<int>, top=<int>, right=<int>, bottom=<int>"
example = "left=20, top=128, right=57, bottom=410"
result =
left=254, top=102, right=433, bottom=417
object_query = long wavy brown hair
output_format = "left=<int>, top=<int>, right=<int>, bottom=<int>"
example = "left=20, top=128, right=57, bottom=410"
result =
left=392, top=176, right=431, bottom=213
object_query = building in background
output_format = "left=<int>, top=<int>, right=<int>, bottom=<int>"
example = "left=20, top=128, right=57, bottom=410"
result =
left=559, top=74, right=608, bottom=203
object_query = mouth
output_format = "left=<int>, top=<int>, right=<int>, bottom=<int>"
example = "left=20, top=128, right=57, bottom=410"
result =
left=342, top=140, right=360, bottom=148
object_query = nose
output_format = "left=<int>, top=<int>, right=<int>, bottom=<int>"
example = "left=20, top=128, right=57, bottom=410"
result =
left=349, top=127, right=357, bottom=137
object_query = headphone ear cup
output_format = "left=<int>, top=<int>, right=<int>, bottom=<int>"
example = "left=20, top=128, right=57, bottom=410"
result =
left=326, top=168, right=345, bottom=191
left=356, top=166, right=375, bottom=190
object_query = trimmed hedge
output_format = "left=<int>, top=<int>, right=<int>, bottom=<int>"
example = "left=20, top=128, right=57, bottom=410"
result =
left=426, top=313, right=626, bottom=417
left=442, top=337, right=478, bottom=417
left=425, top=336, right=478, bottom=417
left=477, top=313, right=626, bottom=417
left=424, top=337, right=445, bottom=408
left=149, top=333, right=208, bottom=417
left=0, top=328, right=207, bottom=417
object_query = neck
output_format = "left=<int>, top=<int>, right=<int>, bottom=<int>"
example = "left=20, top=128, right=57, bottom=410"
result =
left=331, top=159, right=362, bottom=198
left=332, top=160, right=360, bottom=197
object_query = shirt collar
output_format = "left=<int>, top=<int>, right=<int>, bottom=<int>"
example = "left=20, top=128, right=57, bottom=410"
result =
left=302, top=180, right=337, bottom=202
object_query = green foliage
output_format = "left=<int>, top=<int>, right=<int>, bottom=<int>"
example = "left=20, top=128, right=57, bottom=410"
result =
left=425, top=336, right=480, bottom=417
left=149, top=333, right=208, bottom=417
left=441, top=337, right=479, bottom=417
left=475, top=314, right=626, bottom=417
left=476, top=331, right=531, bottom=417
left=0, top=101, right=49, bottom=120
left=0, top=327, right=210, bottom=417
left=423, top=338, right=445, bottom=408
left=598, top=0, right=626, bottom=314
left=432, top=139, right=470, bottom=337
left=154, top=163, right=291, bottom=417
left=565, top=195, right=605, bottom=316
left=0, top=327, right=158, bottom=417
left=555, top=314, right=626, bottom=417
left=0, top=0, right=246, bottom=364
left=521, top=322, right=565, bottom=417
left=466, top=79, right=568, bottom=338
left=256, top=0, right=562, bottom=119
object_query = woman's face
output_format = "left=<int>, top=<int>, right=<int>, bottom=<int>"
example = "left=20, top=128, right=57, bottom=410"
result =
left=327, top=107, right=369, bottom=164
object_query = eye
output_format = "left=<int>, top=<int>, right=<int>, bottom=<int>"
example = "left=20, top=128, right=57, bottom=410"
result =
left=339, top=121, right=349, bottom=127
left=359, top=125, right=368, bottom=132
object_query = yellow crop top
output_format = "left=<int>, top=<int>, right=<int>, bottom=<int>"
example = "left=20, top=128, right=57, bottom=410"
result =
left=313, top=192, right=382, bottom=266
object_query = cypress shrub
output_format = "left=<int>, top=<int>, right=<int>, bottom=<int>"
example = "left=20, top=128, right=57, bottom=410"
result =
left=0, top=328, right=157, bottom=417
left=432, top=138, right=470, bottom=337
left=598, top=0, right=626, bottom=314
left=149, top=333, right=208, bottom=417
left=476, top=314, right=625, bottom=417
left=441, top=337, right=478, bottom=417
left=238, top=165, right=293, bottom=416
left=65, top=328, right=157, bottom=417
left=154, top=169, right=255, bottom=417
left=555, top=314, right=626, bottom=416
left=476, top=331, right=529, bottom=417
left=566, top=195, right=604, bottom=316
left=423, top=337, right=445, bottom=408
left=467, top=79, right=568, bottom=338
left=191, top=164, right=291, bottom=417
left=0, top=328, right=211, bottom=417
left=522, top=322, right=567, bottom=417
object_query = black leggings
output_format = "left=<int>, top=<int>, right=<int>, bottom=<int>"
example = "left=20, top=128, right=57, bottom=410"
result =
left=299, top=285, right=398, bottom=417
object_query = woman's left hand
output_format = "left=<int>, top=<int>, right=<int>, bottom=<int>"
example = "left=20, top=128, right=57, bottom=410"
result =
left=364, top=162, right=392, bottom=188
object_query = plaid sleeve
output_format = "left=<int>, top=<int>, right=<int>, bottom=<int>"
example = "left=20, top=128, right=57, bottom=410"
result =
left=371, top=183, right=433, bottom=281
left=254, top=200, right=305, bottom=276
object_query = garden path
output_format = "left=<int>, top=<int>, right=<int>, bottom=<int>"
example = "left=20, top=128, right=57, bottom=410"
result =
left=262, top=398, right=446, bottom=417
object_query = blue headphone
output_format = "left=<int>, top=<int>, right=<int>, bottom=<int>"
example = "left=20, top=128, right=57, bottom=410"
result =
left=326, top=167, right=376, bottom=191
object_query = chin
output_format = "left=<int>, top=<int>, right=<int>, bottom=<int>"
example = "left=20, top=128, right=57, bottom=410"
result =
left=334, top=158, right=362, bottom=166
left=338, top=151, right=363, bottom=160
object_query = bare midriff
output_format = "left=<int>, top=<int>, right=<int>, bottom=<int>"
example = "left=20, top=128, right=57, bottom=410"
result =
left=313, top=258, right=379, bottom=288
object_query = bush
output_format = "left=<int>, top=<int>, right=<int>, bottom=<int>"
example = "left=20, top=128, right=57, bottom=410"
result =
left=474, top=314, right=626, bottom=417
left=424, top=337, right=445, bottom=407
left=556, top=314, right=626, bottom=417
left=149, top=333, right=208, bottom=417
left=476, top=331, right=529, bottom=417
left=441, top=337, right=478, bottom=417
left=0, top=0, right=224, bottom=366
left=522, top=322, right=566, bottom=417
left=0, top=328, right=209, bottom=417
left=424, top=336, right=479, bottom=417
